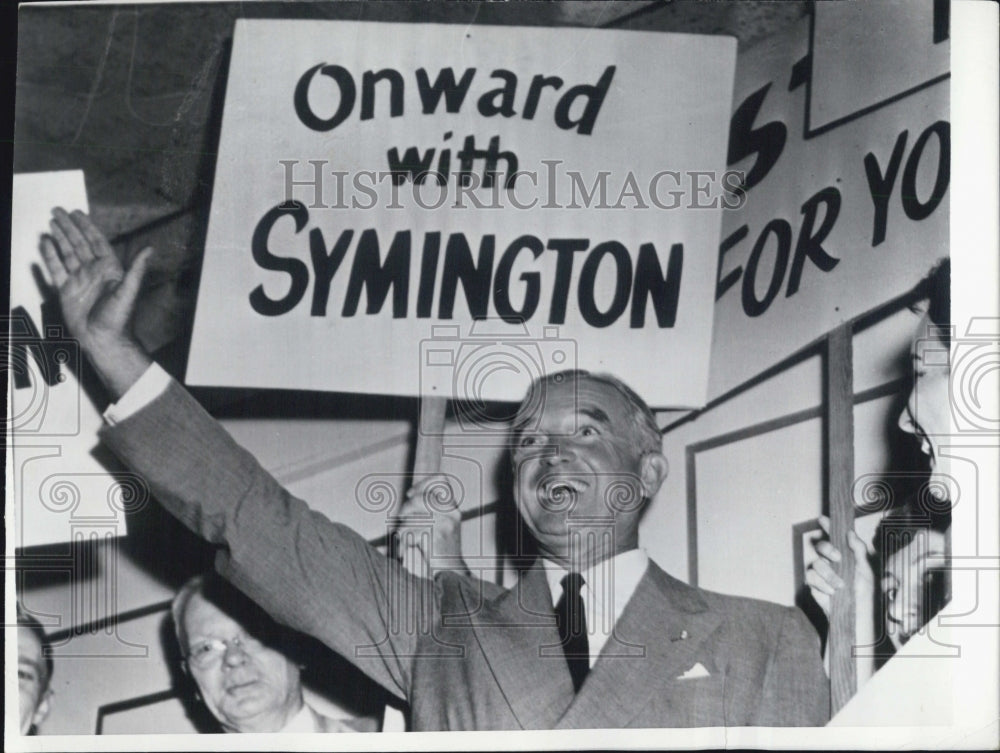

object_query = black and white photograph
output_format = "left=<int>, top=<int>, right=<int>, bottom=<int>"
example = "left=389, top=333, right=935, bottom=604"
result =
left=5, top=0, right=998, bottom=749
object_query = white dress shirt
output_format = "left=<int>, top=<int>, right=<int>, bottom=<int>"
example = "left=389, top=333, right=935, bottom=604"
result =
left=278, top=704, right=320, bottom=733
left=103, top=362, right=172, bottom=424
left=540, top=548, right=649, bottom=668
left=276, top=702, right=358, bottom=733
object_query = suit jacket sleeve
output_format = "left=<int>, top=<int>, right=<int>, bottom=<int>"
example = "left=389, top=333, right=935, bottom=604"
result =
left=99, top=379, right=425, bottom=700
left=755, top=605, right=831, bottom=726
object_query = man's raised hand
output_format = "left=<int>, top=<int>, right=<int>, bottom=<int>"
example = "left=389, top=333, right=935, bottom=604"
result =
left=40, top=208, right=148, bottom=350
left=39, top=208, right=154, bottom=399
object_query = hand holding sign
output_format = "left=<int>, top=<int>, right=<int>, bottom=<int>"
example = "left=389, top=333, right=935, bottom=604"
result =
left=806, top=514, right=877, bottom=687
left=806, top=515, right=875, bottom=620
left=39, top=209, right=154, bottom=399
left=396, top=472, right=469, bottom=579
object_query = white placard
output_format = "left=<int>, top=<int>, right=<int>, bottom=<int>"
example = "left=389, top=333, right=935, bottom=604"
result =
left=809, top=0, right=950, bottom=135
left=8, top=172, right=131, bottom=548
left=710, top=15, right=948, bottom=399
left=186, top=20, right=737, bottom=407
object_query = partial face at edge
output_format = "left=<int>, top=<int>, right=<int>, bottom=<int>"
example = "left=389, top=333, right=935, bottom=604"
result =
left=898, top=312, right=952, bottom=499
left=18, top=626, right=49, bottom=735
left=882, top=528, right=948, bottom=649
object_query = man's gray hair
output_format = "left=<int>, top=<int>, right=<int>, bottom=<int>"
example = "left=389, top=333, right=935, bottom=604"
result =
left=171, top=573, right=290, bottom=661
left=171, top=574, right=208, bottom=656
left=513, top=369, right=662, bottom=453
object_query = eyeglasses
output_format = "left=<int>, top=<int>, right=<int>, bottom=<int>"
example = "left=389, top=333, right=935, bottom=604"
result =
left=185, top=633, right=264, bottom=668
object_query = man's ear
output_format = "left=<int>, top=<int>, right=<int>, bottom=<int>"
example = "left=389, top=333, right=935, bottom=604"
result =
left=639, top=452, right=669, bottom=497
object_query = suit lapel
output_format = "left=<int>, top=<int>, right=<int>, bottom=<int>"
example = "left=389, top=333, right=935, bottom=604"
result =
left=469, top=562, right=576, bottom=729
left=555, top=562, right=724, bottom=729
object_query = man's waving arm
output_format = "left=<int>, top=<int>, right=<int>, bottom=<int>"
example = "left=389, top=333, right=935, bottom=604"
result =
left=39, top=209, right=424, bottom=699
left=100, top=376, right=421, bottom=698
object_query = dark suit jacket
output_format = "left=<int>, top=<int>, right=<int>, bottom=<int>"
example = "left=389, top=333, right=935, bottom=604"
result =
left=101, top=380, right=830, bottom=729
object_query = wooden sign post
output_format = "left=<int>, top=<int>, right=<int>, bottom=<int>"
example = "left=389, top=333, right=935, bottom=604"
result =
left=396, top=396, right=449, bottom=579
left=414, top=396, right=448, bottom=476
left=826, top=323, right=857, bottom=714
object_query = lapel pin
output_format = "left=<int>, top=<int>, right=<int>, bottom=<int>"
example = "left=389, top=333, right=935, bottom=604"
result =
left=671, top=629, right=689, bottom=642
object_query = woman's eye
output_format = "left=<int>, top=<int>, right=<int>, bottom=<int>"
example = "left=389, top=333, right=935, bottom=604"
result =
left=580, top=426, right=598, bottom=437
left=519, top=434, right=538, bottom=447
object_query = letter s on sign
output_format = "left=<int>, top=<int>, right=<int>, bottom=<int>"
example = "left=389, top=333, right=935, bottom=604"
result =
left=249, top=201, right=311, bottom=317
left=728, top=82, right=787, bottom=193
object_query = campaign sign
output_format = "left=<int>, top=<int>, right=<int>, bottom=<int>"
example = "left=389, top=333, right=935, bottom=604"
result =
left=8, top=171, right=133, bottom=548
left=186, top=20, right=737, bottom=407
left=709, top=11, right=948, bottom=399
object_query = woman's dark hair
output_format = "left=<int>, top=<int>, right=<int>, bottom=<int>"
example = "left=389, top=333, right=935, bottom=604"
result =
left=912, top=257, right=951, bottom=347
left=873, top=495, right=951, bottom=560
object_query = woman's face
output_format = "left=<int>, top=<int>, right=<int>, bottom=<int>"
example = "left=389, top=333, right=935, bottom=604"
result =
left=882, top=528, right=949, bottom=649
left=898, top=312, right=952, bottom=499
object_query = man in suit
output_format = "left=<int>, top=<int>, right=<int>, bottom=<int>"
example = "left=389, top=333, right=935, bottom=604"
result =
left=39, top=208, right=830, bottom=729
left=172, top=573, right=378, bottom=733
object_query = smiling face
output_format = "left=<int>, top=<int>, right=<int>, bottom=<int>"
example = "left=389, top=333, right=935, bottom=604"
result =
left=511, top=375, right=668, bottom=566
left=180, top=592, right=302, bottom=733
left=898, top=312, right=952, bottom=498
left=882, top=527, right=949, bottom=649
left=18, top=626, right=50, bottom=735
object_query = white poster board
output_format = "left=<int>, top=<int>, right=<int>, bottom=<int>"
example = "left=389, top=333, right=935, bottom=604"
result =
left=186, top=20, right=737, bottom=407
left=709, top=11, right=948, bottom=399
left=7, top=171, right=131, bottom=548
left=809, top=0, right=949, bottom=135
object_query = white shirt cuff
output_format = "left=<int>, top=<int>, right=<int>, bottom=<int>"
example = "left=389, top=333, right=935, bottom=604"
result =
left=102, top=362, right=172, bottom=425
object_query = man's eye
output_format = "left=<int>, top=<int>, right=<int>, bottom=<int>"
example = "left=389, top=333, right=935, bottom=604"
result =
left=190, top=642, right=216, bottom=657
left=18, top=669, right=35, bottom=682
left=519, top=435, right=538, bottom=447
left=580, top=425, right=598, bottom=437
